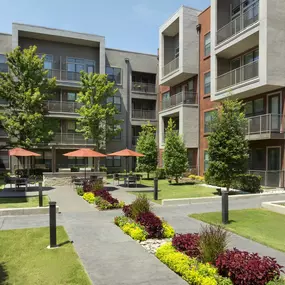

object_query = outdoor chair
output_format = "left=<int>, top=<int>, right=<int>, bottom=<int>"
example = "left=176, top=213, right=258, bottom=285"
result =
left=127, top=176, right=137, bottom=188
left=113, top=173, right=120, bottom=185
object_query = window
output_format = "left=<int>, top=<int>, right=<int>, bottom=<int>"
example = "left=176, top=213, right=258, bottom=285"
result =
left=204, top=72, right=211, bottom=94
left=106, top=157, right=121, bottom=167
left=106, top=67, right=122, bottom=85
left=0, top=54, right=8, bottom=73
left=204, top=33, right=211, bottom=57
left=244, top=98, right=264, bottom=117
left=66, top=57, right=95, bottom=80
left=175, top=46, right=179, bottom=58
left=112, top=125, right=121, bottom=140
left=204, top=110, right=215, bottom=133
left=107, top=96, right=121, bottom=112
left=204, top=150, right=209, bottom=172
left=67, top=121, right=76, bottom=132
left=67, top=92, right=77, bottom=102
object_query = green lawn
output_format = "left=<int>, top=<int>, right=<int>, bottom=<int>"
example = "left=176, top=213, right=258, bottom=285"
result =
left=129, top=179, right=217, bottom=204
left=0, top=227, right=91, bottom=285
left=191, top=209, right=285, bottom=253
left=0, top=196, right=49, bottom=208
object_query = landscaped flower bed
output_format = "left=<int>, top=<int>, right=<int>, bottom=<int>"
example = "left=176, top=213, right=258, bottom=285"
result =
left=155, top=229, right=283, bottom=285
left=114, top=194, right=175, bottom=241
left=77, top=181, right=124, bottom=210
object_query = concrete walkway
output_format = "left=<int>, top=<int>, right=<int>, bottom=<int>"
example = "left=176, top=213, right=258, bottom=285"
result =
left=1, top=184, right=285, bottom=284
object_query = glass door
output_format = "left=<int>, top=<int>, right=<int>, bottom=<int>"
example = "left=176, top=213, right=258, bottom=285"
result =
left=268, top=94, right=280, bottom=131
left=267, top=147, right=281, bottom=187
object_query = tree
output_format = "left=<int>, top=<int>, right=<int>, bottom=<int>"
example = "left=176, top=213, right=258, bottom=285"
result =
left=0, top=46, right=57, bottom=148
left=136, top=122, right=158, bottom=179
left=163, top=118, right=188, bottom=184
left=76, top=72, right=122, bottom=151
left=205, top=99, right=249, bottom=191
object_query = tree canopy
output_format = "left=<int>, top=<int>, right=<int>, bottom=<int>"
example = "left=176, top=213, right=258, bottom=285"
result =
left=163, top=118, right=188, bottom=183
left=76, top=72, right=122, bottom=151
left=0, top=46, right=57, bottom=148
left=136, top=122, right=158, bottom=178
left=205, top=99, right=249, bottom=190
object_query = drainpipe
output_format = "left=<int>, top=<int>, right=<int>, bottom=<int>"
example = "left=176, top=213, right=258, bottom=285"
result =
left=125, top=58, right=130, bottom=171
left=196, top=23, right=201, bottom=176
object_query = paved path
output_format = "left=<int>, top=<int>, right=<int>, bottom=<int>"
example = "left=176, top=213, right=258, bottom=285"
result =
left=1, top=184, right=285, bottom=284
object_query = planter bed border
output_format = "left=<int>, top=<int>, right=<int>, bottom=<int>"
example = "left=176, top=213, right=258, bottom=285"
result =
left=0, top=206, right=59, bottom=216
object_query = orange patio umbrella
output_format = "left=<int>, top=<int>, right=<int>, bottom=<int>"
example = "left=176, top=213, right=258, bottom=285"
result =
left=9, top=147, right=41, bottom=177
left=107, top=148, right=144, bottom=173
left=63, top=148, right=106, bottom=179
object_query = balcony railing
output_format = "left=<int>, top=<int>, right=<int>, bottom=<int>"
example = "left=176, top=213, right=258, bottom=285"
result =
left=248, top=170, right=283, bottom=187
left=132, top=109, right=156, bottom=120
left=45, top=101, right=83, bottom=113
left=246, top=114, right=284, bottom=136
left=217, top=60, right=259, bottom=91
left=132, top=82, right=156, bottom=94
left=162, top=57, right=179, bottom=77
left=46, top=69, right=82, bottom=82
left=162, top=91, right=197, bottom=111
left=217, top=1, right=259, bottom=44
left=52, top=133, right=94, bottom=145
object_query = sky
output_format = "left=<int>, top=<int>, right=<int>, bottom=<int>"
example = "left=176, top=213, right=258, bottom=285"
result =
left=0, top=0, right=210, bottom=55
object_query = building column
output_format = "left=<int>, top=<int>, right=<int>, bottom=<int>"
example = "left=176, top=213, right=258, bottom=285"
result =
left=52, top=147, right=56, bottom=173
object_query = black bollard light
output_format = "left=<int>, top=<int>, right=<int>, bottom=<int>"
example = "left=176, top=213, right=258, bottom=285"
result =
left=221, top=190, right=229, bottom=224
left=49, top=201, right=57, bottom=248
left=39, top=182, right=43, bottom=207
left=154, top=178, right=158, bottom=200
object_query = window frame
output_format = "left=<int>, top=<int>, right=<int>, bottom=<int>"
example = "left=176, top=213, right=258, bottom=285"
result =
left=204, top=110, right=216, bottom=134
left=106, top=66, right=122, bottom=85
left=204, top=32, right=211, bottom=57
left=204, top=71, right=211, bottom=95
left=106, top=156, right=121, bottom=167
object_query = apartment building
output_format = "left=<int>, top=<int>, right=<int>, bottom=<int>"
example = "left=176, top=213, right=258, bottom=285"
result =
left=0, top=23, right=157, bottom=173
left=158, top=6, right=200, bottom=171
left=199, top=0, right=285, bottom=187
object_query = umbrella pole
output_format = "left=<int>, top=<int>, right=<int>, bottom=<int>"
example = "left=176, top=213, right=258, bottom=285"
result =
left=85, top=157, right=87, bottom=180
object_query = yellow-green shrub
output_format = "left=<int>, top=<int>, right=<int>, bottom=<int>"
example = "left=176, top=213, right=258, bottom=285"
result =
left=156, top=243, right=226, bottom=285
left=122, top=223, right=147, bottom=241
left=162, top=221, right=175, bottom=238
left=83, top=192, right=95, bottom=204
left=189, top=175, right=205, bottom=182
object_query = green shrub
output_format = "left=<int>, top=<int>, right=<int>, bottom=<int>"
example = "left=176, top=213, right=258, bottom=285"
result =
left=76, top=186, right=84, bottom=196
left=162, top=221, right=175, bottom=238
left=199, top=225, right=229, bottom=264
left=94, top=197, right=124, bottom=210
left=100, top=166, right=107, bottom=172
left=267, top=278, right=285, bottom=285
left=232, top=174, right=261, bottom=193
left=155, top=168, right=166, bottom=179
left=156, top=243, right=219, bottom=285
left=129, top=194, right=151, bottom=219
left=83, top=192, right=95, bottom=204
left=70, top=166, right=79, bottom=172
left=114, top=216, right=148, bottom=241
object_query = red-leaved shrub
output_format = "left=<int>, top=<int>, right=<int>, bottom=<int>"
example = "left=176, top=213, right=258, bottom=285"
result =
left=136, top=211, right=163, bottom=238
left=216, top=249, right=283, bottom=285
left=172, top=233, right=200, bottom=258
left=94, top=189, right=119, bottom=205
left=123, top=205, right=132, bottom=217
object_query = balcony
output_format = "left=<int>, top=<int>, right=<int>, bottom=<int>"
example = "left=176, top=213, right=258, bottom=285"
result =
left=132, top=109, right=156, bottom=120
left=245, top=114, right=285, bottom=140
left=162, top=57, right=179, bottom=77
left=132, top=82, right=156, bottom=94
left=45, top=101, right=83, bottom=113
left=132, top=136, right=139, bottom=146
left=248, top=170, right=283, bottom=187
left=161, top=91, right=197, bottom=111
left=46, top=69, right=81, bottom=82
left=217, top=60, right=258, bottom=91
left=52, top=133, right=94, bottom=145
left=217, top=1, right=259, bottom=45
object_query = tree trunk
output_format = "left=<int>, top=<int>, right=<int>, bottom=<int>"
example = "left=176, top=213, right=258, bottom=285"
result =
left=175, top=176, right=179, bottom=184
